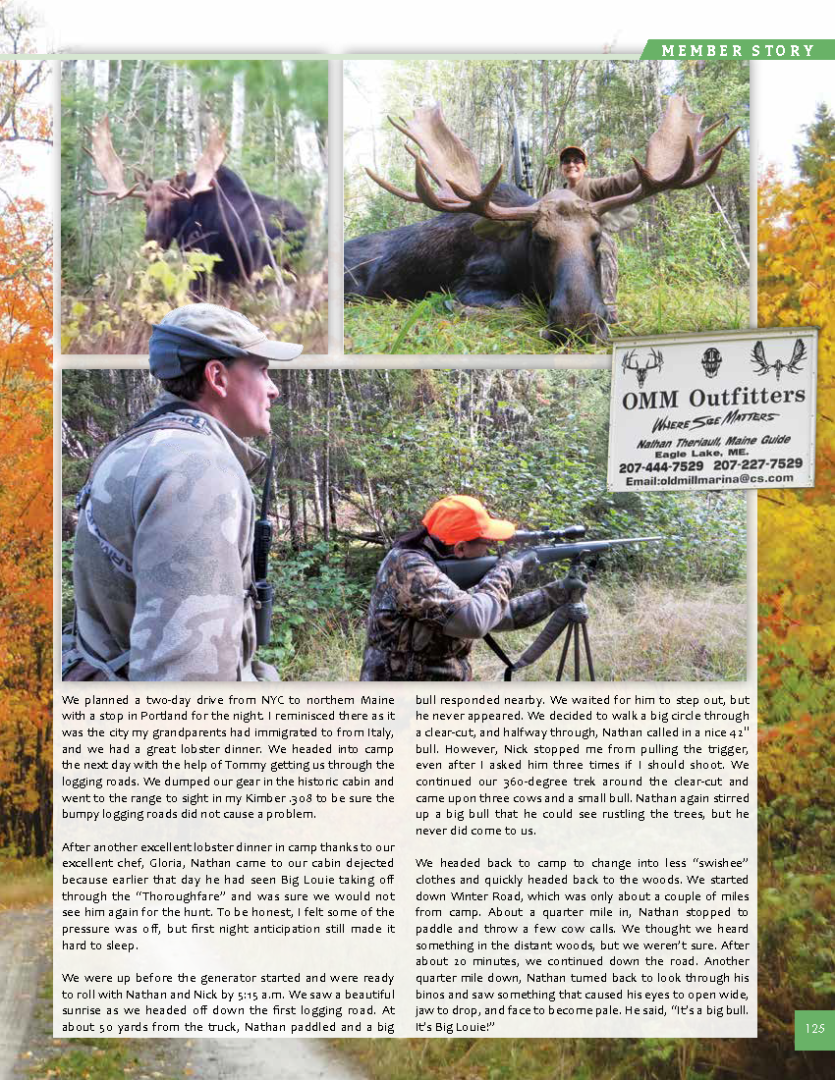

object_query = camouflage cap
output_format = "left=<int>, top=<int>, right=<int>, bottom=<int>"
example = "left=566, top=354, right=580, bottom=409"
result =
left=149, top=303, right=303, bottom=377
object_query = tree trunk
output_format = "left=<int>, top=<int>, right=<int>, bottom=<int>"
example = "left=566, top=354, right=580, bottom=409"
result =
left=320, top=371, right=331, bottom=543
left=231, top=71, right=246, bottom=160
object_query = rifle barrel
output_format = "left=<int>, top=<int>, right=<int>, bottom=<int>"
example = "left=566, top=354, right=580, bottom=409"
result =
left=437, top=536, right=662, bottom=591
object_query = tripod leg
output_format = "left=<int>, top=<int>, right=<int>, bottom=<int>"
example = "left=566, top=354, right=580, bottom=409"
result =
left=581, top=620, right=595, bottom=682
left=574, top=622, right=581, bottom=681
left=556, top=625, right=573, bottom=680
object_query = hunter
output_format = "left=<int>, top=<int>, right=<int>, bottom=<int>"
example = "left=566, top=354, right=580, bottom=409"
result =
left=558, top=144, right=639, bottom=323
left=64, top=304, right=302, bottom=682
left=360, top=495, right=573, bottom=681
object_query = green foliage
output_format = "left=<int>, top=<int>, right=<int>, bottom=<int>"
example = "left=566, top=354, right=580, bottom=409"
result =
left=32, top=1041, right=171, bottom=1080
left=794, top=102, right=835, bottom=185
left=62, top=243, right=327, bottom=356
left=257, top=541, right=369, bottom=677
left=61, top=539, right=74, bottom=625
left=344, top=163, right=431, bottom=239
left=622, top=197, right=746, bottom=286
left=62, top=59, right=327, bottom=259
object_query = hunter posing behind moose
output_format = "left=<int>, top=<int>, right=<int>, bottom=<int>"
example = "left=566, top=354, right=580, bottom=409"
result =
left=86, top=116, right=306, bottom=289
left=345, top=95, right=738, bottom=344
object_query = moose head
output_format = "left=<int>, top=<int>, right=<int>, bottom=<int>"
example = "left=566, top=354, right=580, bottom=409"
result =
left=366, top=98, right=738, bottom=343
left=85, top=115, right=227, bottom=250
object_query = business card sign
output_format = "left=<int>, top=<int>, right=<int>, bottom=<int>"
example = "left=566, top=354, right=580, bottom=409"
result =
left=607, top=328, right=817, bottom=492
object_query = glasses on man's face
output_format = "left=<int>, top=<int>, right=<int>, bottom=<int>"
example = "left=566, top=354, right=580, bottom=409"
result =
left=562, top=156, right=584, bottom=166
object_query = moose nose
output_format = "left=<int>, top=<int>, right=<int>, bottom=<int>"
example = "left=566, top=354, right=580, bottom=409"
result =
left=543, top=305, right=610, bottom=346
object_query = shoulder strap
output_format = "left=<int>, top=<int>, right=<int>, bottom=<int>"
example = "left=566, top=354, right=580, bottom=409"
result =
left=482, top=633, right=517, bottom=682
left=76, top=408, right=211, bottom=512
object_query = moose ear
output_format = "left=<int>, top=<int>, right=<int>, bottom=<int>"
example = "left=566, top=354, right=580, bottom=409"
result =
left=471, top=218, right=527, bottom=242
left=173, top=170, right=189, bottom=191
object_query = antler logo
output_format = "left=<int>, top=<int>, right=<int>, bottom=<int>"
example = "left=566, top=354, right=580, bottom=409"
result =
left=622, top=348, right=663, bottom=388
left=751, top=340, right=805, bottom=381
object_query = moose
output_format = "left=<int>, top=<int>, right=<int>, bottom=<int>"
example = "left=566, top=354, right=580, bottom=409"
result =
left=344, top=97, right=738, bottom=344
left=86, top=116, right=306, bottom=288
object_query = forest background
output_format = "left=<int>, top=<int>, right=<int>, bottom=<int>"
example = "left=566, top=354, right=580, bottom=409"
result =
left=344, top=57, right=750, bottom=354
left=61, top=58, right=329, bottom=355
left=62, top=366, right=747, bottom=683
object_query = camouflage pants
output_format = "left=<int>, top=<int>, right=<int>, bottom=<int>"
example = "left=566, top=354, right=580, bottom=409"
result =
left=599, top=231, right=619, bottom=322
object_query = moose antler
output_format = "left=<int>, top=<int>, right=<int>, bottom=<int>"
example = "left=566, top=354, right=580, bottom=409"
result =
left=84, top=115, right=145, bottom=200
left=591, top=96, right=740, bottom=216
left=751, top=341, right=770, bottom=376
left=366, top=104, right=538, bottom=222
left=85, top=116, right=226, bottom=202
left=188, top=121, right=227, bottom=196
left=786, top=339, right=806, bottom=373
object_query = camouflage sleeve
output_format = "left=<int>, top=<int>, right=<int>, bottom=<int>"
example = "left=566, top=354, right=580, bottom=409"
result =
left=440, top=558, right=521, bottom=639
left=386, top=550, right=473, bottom=630
left=585, top=169, right=640, bottom=201
left=387, top=550, right=519, bottom=636
left=127, top=442, right=250, bottom=681
left=492, top=578, right=570, bottom=632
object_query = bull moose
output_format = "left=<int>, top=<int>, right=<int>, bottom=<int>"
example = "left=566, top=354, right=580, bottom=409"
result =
left=86, top=116, right=306, bottom=288
left=344, top=97, right=739, bottom=343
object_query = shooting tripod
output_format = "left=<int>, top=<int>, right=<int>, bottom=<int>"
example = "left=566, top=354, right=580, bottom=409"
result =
left=485, top=552, right=595, bottom=682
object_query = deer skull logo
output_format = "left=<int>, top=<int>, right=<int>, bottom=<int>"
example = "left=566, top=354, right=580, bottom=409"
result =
left=622, top=348, right=663, bottom=388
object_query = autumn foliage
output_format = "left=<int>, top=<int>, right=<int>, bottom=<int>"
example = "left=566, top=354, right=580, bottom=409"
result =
left=757, top=162, right=835, bottom=728
left=0, top=14, right=53, bottom=858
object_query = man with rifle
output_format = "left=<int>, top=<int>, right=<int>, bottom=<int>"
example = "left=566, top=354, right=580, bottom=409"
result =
left=64, top=304, right=301, bottom=681
left=361, top=494, right=659, bottom=682
left=360, top=495, right=576, bottom=682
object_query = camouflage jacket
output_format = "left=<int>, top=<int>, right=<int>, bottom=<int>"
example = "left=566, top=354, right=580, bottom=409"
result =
left=71, top=392, right=273, bottom=682
left=360, top=537, right=568, bottom=681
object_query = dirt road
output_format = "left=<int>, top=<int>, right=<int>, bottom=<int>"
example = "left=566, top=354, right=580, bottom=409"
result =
left=0, top=906, right=366, bottom=1080
left=179, top=1037, right=367, bottom=1079
left=0, top=906, right=51, bottom=1080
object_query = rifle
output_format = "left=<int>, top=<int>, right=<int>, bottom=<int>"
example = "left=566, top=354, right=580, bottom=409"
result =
left=252, top=442, right=277, bottom=647
left=437, top=527, right=661, bottom=591
left=437, top=528, right=662, bottom=681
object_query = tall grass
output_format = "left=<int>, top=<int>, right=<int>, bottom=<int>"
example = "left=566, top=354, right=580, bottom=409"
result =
left=0, top=852, right=52, bottom=908
left=282, top=579, right=746, bottom=682
left=344, top=279, right=748, bottom=355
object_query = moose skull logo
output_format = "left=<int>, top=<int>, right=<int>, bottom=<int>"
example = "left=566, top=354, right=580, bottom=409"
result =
left=751, top=339, right=806, bottom=381
left=622, top=348, right=663, bottom=388
left=701, top=347, right=722, bottom=378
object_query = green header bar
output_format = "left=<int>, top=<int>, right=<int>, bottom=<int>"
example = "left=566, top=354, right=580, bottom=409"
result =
left=641, top=39, right=834, bottom=59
